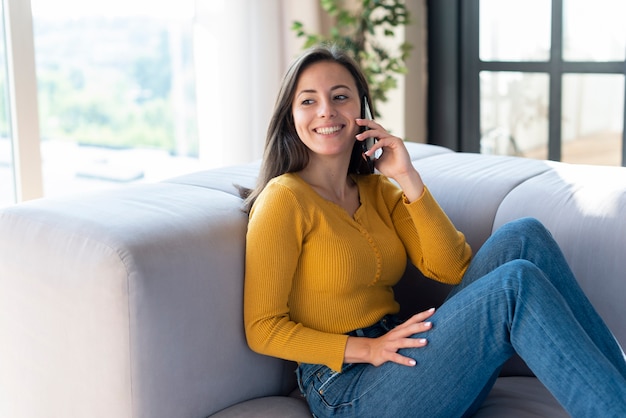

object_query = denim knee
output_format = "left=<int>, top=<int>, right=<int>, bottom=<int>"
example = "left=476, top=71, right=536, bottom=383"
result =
left=495, top=259, right=545, bottom=291
left=500, top=217, right=557, bottom=252
left=502, top=217, right=548, bottom=238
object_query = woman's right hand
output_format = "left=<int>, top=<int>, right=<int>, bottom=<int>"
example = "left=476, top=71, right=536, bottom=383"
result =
left=344, top=308, right=436, bottom=367
left=355, top=118, right=425, bottom=202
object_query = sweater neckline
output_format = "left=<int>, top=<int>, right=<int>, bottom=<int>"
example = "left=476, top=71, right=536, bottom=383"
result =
left=291, top=172, right=365, bottom=220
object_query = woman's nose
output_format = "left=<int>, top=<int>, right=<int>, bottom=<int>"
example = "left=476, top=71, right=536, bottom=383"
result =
left=317, top=99, right=336, bottom=118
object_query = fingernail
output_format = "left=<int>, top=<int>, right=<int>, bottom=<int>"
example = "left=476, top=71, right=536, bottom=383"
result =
left=419, top=338, right=427, bottom=344
left=409, top=360, right=416, bottom=366
left=423, top=322, right=432, bottom=328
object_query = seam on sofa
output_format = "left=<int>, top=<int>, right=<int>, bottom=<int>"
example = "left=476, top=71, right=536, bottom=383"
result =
left=162, top=180, right=247, bottom=199
left=489, top=164, right=555, bottom=234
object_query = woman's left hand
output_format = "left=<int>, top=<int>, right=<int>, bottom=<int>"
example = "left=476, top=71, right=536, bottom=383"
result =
left=356, top=118, right=425, bottom=202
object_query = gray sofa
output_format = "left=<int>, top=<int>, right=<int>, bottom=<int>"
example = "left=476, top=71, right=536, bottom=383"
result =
left=2, top=142, right=625, bottom=417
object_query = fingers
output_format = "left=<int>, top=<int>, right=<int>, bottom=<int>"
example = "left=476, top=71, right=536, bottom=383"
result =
left=381, top=334, right=428, bottom=367
left=373, top=309, right=436, bottom=367
left=393, top=308, right=435, bottom=333
left=392, top=354, right=417, bottom=367
left=369, top=335, right=427, bottom=367
left=355, top=118, right=395, bottom=145
left=413, top=307, right=437, bottom=322
left=355, top=120, right=410, bottom=171
left=356, top=117, right=383, bottom=132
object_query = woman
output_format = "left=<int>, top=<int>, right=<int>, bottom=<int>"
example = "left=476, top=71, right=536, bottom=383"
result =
left=240, top=44, right=626, bottom=417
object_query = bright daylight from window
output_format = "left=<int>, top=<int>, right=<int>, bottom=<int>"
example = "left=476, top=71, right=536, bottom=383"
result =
left=29, top=0, right=201, bottom=198
left=479, top=0, right=626, bottom=166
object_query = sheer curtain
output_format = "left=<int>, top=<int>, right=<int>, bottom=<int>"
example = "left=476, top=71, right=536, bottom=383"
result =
left=193, top=0, right=324, bottom=168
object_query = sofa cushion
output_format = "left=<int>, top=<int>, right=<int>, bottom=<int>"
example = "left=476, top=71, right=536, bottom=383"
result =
left=209, top=377, right=566, bottom=417
left=209, top=396, right=311, bottom=418
left=165, top=161, right=261, bottom=197
left=474, top=377, right=566, bottom=417
left=414, top=152, right=552, bottom=251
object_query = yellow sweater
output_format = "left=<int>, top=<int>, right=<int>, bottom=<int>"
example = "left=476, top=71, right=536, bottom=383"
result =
left=244, top=173, right=472, bottom=372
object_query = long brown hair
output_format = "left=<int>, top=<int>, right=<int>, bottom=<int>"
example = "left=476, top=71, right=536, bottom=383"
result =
left=239, top=43, right=374, bottom=213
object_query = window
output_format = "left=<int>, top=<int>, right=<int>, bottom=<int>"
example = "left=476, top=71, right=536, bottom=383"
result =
left=480, top=72, right=549, bottom=158
left=31, top=0, right=201, bottom=197
left=428, top=0, right=626, bottom=166
left=2, top=0, right=286, bottom=206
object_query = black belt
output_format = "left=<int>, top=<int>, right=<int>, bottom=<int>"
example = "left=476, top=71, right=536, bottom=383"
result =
left=346, top=314, right=402, bottom=338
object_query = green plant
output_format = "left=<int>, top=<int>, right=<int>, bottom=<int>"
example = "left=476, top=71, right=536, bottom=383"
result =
left=292, top=0, right=411, bottom=116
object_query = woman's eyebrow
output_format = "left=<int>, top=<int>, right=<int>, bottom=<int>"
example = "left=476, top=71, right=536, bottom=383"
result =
left=331, top=84, right=352, bottom=91
left=296, top=84, right=353, bottom=97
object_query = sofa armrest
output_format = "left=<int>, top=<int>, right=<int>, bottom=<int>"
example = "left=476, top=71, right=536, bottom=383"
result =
left=0, top=183, right=287, bottom=418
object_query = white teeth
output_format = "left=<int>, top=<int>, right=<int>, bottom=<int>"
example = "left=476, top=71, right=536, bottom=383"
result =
left=316, top=126, right=341, bottom=135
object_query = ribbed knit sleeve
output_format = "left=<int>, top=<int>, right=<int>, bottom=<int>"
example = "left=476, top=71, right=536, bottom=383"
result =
left=404, top=189, right=472, bottom=283
left=244, top=177, right=348, bottom=371
left=377, top=177, right=472, bottom=284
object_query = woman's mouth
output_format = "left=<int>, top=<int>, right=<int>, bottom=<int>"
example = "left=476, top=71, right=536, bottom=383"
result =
left=315, top=125, right=343, bottom=135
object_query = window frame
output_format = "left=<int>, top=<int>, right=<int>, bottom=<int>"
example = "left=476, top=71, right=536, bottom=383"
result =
left=429, top=0, right=626, bottom=166
left=3, top=0, right=43, bottom=202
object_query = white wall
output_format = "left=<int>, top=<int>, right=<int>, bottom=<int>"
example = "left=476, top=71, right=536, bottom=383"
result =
left=193, top=0, right=284, bottom=168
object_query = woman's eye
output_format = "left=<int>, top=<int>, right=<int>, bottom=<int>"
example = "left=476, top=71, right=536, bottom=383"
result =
left=334, top=94, right=348, bottom=101
left=301, top=99, right=314, bottom=105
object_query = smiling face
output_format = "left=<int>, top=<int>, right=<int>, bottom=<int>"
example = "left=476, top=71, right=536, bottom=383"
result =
left=292, top=60, right=362, bottom=161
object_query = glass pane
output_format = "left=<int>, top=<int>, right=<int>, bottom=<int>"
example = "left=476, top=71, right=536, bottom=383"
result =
left=480, top=0, right=552, bottom=62
left=563, top=0, right=626, bottom=61
left=31, top=0, right=200, bottom=198
left=480, top=71, right=550, bottom=159
left=562, top=74, right=623, bottom=166
left=0, top=6, right=16, bottom=207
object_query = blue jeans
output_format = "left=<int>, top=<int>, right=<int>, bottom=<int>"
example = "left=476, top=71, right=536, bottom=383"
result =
left=296, top=218, right=626, bottom=417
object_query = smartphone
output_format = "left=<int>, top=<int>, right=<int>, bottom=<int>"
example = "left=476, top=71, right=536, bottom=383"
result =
left=360, top=96, right=377, bottom=173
